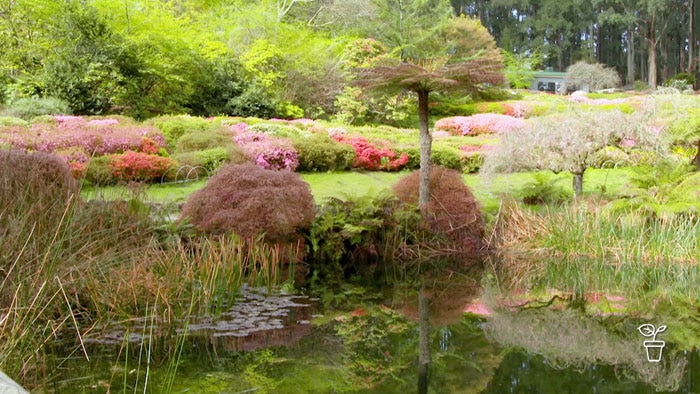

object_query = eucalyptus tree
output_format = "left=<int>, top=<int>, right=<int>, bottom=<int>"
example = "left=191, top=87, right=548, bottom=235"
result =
left=597, top=0, right=675, bottom=88
left=355, top=16, right=504, bottom=207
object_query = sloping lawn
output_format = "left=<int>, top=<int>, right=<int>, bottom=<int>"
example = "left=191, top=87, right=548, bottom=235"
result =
left=81, top=167, right=637, bottom=214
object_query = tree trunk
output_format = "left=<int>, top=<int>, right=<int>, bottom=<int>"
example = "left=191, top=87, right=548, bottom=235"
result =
left=418, top=289, right=430, bottom=394
left=417, top=89, right=432, bottom=208
left=627, top=28, right=635, bottom=85
left=690, top=0, right=696, bottom=78
left=573, top=170, right=584, bottom=197
left=648, top=26, right=658, bottom=88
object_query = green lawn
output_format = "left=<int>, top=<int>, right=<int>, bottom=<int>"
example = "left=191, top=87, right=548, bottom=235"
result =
left=81, top=167, right=637, bottom=214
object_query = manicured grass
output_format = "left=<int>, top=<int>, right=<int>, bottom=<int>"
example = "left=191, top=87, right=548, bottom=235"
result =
left=82, top=179, right=208, bottom=205
left=81, top=167, right=638, bottom=214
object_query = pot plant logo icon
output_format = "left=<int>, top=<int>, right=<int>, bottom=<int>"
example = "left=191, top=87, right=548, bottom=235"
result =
left=638, top=323, right=667, bottom=362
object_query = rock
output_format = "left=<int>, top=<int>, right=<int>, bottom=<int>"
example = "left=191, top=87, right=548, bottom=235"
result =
left=0, top=371, right=28, bottom=394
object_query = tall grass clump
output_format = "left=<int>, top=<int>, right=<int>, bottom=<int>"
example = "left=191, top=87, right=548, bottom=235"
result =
left=488, top=200, right=700, bottom=299
left=0, top=149, right=157, bottom=383
left=1, top=150, right=297, bottom=388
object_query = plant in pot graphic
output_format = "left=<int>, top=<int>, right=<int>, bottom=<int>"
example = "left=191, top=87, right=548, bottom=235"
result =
left=638, top=323, right=667, bottom=362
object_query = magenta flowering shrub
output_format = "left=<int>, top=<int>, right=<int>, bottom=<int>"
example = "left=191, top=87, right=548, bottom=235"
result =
left=333, top=135, right=409, bottom=171
left=233, top=130, right=299, bottom=171
left=0, top=116, right=166, bottom=156
left=435, top=114, right=526, bottom=136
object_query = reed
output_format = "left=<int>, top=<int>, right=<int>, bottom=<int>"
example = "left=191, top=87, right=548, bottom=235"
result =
left=490, top=199, right=700, bottom=299
left=0, top=150, right=291, bottom=387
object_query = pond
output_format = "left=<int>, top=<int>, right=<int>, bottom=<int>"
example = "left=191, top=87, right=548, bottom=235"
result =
left=31, top=284, right=700, bottom=394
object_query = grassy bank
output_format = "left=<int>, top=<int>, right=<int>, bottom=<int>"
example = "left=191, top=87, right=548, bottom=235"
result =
left=81, top=167, right=637, bottom=211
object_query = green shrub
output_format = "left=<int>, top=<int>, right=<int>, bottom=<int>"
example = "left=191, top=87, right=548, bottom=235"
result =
left=293, top=134, right=355, bottom=172
left=431, top=148, right=462, bottom=171
left=517, top=172, right=572, bottom=205
left=150, top=115, right=219, bottom=149
left=248, top=123, right=305, bottom=138
left=664, top=72, right=695, bottom=89
left=593, top=146, right=630, bottom=168
left=0, top=117, right=29, bottom=127
left=0, top=97, right=71, bottom=120
left=84, top=156, right=116, bottom=185
left=199, top=147, right=242, bottom=171
left=394, top=147, right=467, bottom=172
left=460, top=153, right=484, bottom=173
left=176, top=131, right=233, bottom=153
left=628, top=149, right=660, bottom=166
left=395, top=147, right=421, bottom=170
left=633, top=80, right=650, bottom=92
left=181, top=163, right=316, bottom=241
left=307, top=194, right=401, bottom=285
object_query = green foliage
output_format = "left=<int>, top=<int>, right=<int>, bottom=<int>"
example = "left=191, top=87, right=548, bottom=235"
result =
left=608, top=160, right=700, bottom=219
left=335, top=305, right=413, bottom=386
left=174, top=147, right=246, bottom=174
left=341, top=38, right=388, bottom=70
left=593, top=146, right=631, bottom=168
left=225, top=86, right=279, bottom=118
left=84, top=156, right=116, bottom=185
left=517, top=172, right=573, bottom=205
left=292, top=134, right=355, bottom=172
left=664, top=72, right=695, bottom=90
left=502, top=50, right=541, bottom=89
left=634, top=80, right=650, bottom=91
left=0, top=97, right=71, bottom=120
left=176, top=131, right=233, bottom=153
left=40, top=5, right=129, bottom=115
left=460, top=153, right=484, bottom=173
left=431, top=147, right=463, bottom=171
left=0, top=117, right=29, bottom=127
left=307, top=194, right=400, bottom=287
left=248, top=123, right=304, bottom=138
left=151, top=116, right=218, bottom=149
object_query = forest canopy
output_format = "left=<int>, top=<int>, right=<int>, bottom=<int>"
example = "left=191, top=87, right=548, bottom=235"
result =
left=1, top=0, right=698, bottom=119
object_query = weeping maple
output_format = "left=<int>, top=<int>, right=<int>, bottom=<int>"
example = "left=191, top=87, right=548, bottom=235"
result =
left=354, top=16, right=504, bottom=207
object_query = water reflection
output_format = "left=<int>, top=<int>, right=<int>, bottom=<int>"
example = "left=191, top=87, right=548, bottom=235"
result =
left=483, top=306, right=689, bottom=392
left=41, top=285, right=700, bottom=393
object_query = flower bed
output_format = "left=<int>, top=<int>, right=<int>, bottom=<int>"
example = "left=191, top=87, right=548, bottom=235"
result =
left=435, top=114, right=526, bottom=136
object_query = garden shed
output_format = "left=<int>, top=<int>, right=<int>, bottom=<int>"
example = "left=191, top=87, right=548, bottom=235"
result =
left=529, top=70, right=590, bottom=94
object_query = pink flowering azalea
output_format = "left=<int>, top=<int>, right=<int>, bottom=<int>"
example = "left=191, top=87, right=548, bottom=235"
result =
left=53, top=115, right=85, bottom=124
left=435, top=114, right=525, bottom=136
left=87, top=118, right=120, bottom=126
left=333, top=135, right=408, bottom=171
left=432, top=130, right=450, bottom=138
left=229, top=122, right=249, bottom=134
left=232, top=130, right=298, bottom=171
left=0, top=118, right=165, bottom=155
